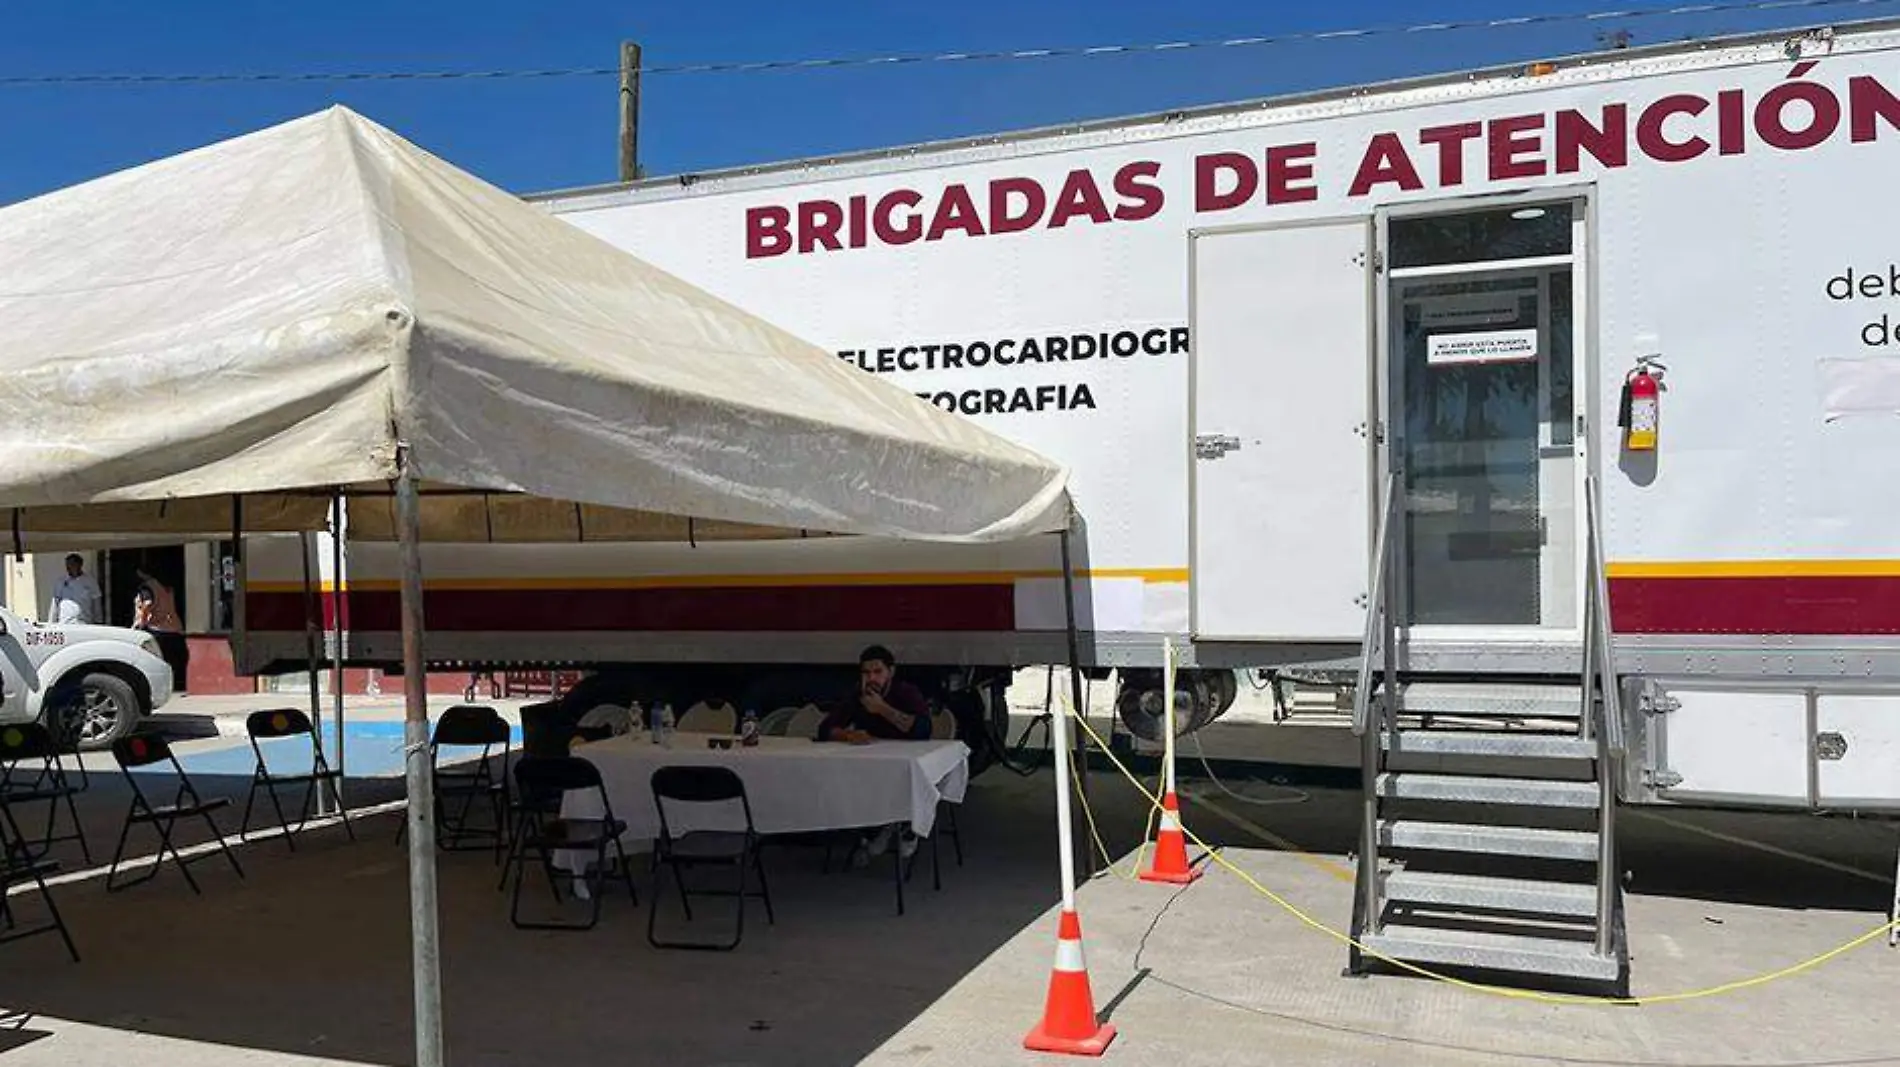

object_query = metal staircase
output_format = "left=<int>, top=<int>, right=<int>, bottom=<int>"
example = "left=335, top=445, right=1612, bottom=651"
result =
left=1347, top=474, right=1630, bottom=995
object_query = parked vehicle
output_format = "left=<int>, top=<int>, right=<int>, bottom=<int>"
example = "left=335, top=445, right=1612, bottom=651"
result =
left=0, top=607, right=174, bottom=748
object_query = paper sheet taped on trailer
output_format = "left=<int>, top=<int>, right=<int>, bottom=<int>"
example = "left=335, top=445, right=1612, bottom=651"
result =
left=1427, top=328, right=1539, bottom=367
left=1818, top=356, right=1900, bottom=421
left=1013, top=577, right=1145, bottom=632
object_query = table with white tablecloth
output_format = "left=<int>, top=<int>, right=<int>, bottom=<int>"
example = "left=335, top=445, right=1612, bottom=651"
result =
left=552, top=735, right=969, bottom=871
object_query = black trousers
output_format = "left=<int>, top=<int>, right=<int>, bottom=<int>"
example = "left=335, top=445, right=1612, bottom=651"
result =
left=148, top=630, right=190, bottom=692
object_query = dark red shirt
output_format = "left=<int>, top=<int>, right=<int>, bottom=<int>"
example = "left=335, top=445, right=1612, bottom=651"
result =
left=817, top=680, right=932, bottom=741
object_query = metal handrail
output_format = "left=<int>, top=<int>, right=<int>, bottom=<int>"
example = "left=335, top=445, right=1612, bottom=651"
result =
left=1584, top=472, right=1621, bottom=960
left=1354, top=474, right=1399, bottom=948
left=1352, top=474, right=1399, bottom=737
left=1584, top=475, right=1624, bottom=759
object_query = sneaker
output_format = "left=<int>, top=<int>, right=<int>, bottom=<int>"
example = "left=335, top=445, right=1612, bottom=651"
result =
left=849, top=843, right=871, bottom=870
left=898, top=832, right=918, bottom=860
left=865, top=825, right=895, bottom=857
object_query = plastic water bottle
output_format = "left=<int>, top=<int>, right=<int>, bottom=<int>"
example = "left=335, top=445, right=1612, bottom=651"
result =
left=650, top=701, right=667, bottom=745
left=740, top=708, right=760, bottom=747
left=658, top=703, right=676, bottom=748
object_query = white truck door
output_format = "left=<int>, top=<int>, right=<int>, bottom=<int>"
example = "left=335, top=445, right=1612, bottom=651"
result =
left=1189, top=219, right=1374, bottom=642
left=0, top=610, right=29, bottom=720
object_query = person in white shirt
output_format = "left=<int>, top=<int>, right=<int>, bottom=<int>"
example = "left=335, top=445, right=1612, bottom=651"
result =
left=47, top=554, right=102, bottom=625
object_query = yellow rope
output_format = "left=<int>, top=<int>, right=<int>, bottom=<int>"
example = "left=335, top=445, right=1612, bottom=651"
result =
left=1059, top=701, right=1900, bottom=1006
left=1071, top=762, right=1155, bottom=882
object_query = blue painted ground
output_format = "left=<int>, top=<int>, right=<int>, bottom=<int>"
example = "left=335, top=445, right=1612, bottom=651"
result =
left=139, top=719, right=523, bottom=781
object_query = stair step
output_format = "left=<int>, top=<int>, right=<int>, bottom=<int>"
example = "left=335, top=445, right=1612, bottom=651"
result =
left=1383, top=732, right=1597, bottom=760
left=1393, top=682, right=1583, bottom=719
left=1383, top=870, right=1599, bottom=917
left=1377, top=773, right=1601, bottom=808
left=1380, top=820, right=1600, bottom=861
left=1361, top=923, right=1620, bottom=982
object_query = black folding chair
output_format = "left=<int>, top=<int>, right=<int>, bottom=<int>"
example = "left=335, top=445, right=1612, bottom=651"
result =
left=924, top=710, right=967, bottom=870
left=503, top=757, right=638, bottom=931
left=886, top=802, right=968, bottom=906
left=0, top=811, right=77, bottom=963
left=35, top=694, right=94, bottom=793
left=240, top=709, right=351, bottom=850
left=0, top=723, right=91, bottom=865
left=939, top=802, right=965, bottom=868
left=430, top=706, right=511, bottom=859
left=495, top=769, right=565, bottom=893
left=648, top=765, right=774, bottom=951
left=108, top=733, right=245, bottom=894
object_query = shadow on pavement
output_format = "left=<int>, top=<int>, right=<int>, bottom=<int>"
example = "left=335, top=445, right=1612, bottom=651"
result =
left=0, top=1010, right=52, bottom=1054
left=143, top=713, right=224, bottom=742
left=0, top=753, right=1893, bottom=1066
left=0, top=768, right=1065, bottom=1067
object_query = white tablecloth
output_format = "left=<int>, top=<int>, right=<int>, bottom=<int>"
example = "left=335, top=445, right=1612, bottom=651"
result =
left=554, top=735, right=969, bottom=860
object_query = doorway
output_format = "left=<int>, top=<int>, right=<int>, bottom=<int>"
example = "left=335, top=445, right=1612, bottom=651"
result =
left=1382, top=199, right=1588, bottom=638
left=103, top=545, right=187, bottom=629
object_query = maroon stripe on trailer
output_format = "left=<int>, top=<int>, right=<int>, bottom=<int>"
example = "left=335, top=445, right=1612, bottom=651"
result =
left=1609, top=576, right=1900, bottom=636
left=247, top=584, right=1017, bottom=633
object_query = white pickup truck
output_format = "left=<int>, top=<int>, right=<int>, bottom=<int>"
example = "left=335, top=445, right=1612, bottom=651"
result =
left=0, top=607, right=175, bottom=749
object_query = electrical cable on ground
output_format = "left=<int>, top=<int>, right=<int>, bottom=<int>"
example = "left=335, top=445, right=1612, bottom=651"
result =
left=2, top=0, right=1893, bottom=87
left=1181, top=730, right=1310, bottom=808
left=1057, top=666, right=1158, bottom=879
left=1055, top=697, right=1900, bottom=1007
left=979, top=669, right=1052, bottom=779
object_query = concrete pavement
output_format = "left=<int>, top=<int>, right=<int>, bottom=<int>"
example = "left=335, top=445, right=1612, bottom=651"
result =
left=1, top=746, right=1896, bottom=1066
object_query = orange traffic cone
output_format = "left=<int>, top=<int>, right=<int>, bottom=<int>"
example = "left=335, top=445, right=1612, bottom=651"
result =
left=1139, top=790, right=1202, bottom=885
left=1023, top=908, right=1117, bottom=1056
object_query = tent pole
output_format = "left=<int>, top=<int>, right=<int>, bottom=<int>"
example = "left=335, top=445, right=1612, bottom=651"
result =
left=231, top=498, right=246, bottom=690
left=331, top=491, right=347, bottom=802
left=1052, top=531, right=1083, bottom=913
left=299, top=531, right=330, bottom=816
left=396, top=465, right=445, bottom=1067
left=1058, top=529, right=1094, bottom=880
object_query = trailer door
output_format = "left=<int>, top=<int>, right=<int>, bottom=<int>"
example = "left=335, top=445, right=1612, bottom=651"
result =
left=1189, top=219, right=1374, bottom=642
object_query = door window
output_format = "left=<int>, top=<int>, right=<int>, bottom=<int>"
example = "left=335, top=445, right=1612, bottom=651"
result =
left=1387, top=202, right=1584, bottom=631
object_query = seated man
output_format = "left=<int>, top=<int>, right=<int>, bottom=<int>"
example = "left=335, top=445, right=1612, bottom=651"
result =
left=817, top=645, right=932, bottom=744
left=818, top=646, right=932, bottom=866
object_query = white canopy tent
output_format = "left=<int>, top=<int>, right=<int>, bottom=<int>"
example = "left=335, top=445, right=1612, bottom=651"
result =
left=0, top=106, right=1068, bottom=540
left=0, top=107, right=1082, bottom=1066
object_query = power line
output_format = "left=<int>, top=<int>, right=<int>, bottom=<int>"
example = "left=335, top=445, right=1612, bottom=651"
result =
left=0, top=0, right=1893, bottom=88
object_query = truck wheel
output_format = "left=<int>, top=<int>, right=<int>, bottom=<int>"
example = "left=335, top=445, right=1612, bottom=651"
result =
left=1114, top=680, right=1182, bottom=744
left=52, top=673, right=143, bottom=751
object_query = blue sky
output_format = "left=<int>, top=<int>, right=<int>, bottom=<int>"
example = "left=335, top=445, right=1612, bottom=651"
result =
left=1, top=0, right=1889, bottom=204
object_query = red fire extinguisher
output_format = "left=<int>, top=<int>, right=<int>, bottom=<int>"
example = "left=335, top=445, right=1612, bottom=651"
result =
left=1618, top=357, right=1665, bottom=452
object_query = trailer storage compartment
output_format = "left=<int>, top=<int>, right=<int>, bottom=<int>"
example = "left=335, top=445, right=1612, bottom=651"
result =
left=1815, top=694, right=1900, bottom=809
left=1639, top=683, right=1900, bottom=811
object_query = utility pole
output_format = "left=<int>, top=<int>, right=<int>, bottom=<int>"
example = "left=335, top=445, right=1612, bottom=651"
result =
left=618, top=40, right=642, bottom=183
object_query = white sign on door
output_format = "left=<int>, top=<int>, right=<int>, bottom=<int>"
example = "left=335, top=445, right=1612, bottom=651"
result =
left=1427, top=328, right=1539, bottom=367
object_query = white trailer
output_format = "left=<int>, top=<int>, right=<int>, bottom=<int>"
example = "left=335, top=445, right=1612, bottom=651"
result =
left=242, top=19, right=1900, bottom=988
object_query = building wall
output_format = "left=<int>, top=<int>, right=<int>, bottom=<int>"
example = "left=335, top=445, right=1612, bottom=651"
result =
left=6, top=552, right=99, bottom=622
left=185, top=636, right=256, bottom=696
left=185, top=548, right=213, bottom=633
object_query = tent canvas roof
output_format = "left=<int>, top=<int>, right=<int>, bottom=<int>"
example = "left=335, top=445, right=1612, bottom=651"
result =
left=0, top=106, right=1070, bottom=544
